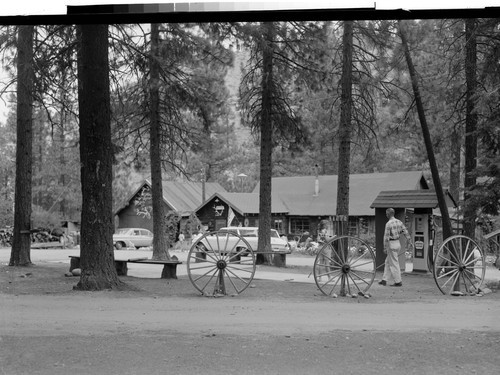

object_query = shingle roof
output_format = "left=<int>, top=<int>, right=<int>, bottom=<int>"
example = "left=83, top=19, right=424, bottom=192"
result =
left=200, top=192, right=289, bottom=215
left=253, top=171, right=428, bottom=216
left=115, top=179, right=226, bottom=215
left=218, top=192, right=288, bottom=215
left=160, top=180, right=225, bottom=213
left=370, top=190, right=444, bottom=209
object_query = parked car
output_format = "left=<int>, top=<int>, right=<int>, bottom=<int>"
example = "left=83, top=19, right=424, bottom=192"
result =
left=193, top=226, right=290, bottom=255
left=113, top=228, right=153, bottom=249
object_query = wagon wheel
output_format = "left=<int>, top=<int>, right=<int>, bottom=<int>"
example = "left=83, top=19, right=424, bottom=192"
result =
left=187, top=230, right=256, bottom=296
left=313, top=235, right=376, bottom=297
left=433, top=235, right=486, bottom=295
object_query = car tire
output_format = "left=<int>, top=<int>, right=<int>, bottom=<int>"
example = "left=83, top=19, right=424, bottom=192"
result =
left=115, top=242, right=124, bottom=250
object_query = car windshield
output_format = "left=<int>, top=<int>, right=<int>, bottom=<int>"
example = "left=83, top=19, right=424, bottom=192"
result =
left=270, top=230, right=280, bottom=238
left=239, top=229, right=257, bottom=237
left=115, top=228, right=130, bottom=234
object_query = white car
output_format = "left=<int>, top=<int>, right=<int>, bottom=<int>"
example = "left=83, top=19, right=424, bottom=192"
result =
left=113, top=228, right=153, bottom=249
left=219, top=226, right=290, bottom=254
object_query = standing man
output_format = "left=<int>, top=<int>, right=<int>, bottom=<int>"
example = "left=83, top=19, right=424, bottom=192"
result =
left=379, top=208, right=413, bottom=287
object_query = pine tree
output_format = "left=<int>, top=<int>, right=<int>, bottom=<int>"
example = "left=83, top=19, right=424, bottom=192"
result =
left=75, top=24, right=122, bottom=290
left=10, top=25, right=34, bottom=267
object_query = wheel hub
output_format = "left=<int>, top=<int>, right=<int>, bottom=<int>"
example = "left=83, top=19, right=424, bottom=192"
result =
left=342, top=264, right=351, bottom=273
left=216, top=260, right=227, bottom=269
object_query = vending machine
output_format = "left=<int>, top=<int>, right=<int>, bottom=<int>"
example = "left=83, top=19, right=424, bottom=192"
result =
left=412, top=213, right=430, bottom=273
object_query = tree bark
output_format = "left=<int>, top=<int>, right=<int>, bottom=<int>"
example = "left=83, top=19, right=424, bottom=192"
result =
left=449, top=125, right=461, bottom=204
left=336, top=20, right=354, bottom=236
left=10, top=25, right=34, bottom=267
left=257, top=22, right=274, bottom=264
left=75, top=24, right=122, bottom=290
left=58, top=69, right=69, bottom=218
left=398, top=20, right=453, bottom=240
left=149, top=23, right=170, bottom=261
left=463, top=19, right=478, bottom=239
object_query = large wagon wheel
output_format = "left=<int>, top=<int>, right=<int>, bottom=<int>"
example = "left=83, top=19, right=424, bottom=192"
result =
left=187, top=231, right=256, bottom=296
left=313, top=235, right=376, bottom=297
left=433, top=235, right=486, bottom=295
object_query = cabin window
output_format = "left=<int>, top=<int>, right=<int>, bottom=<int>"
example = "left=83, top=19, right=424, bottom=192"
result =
left=348, top=217, right=358, bottom=236
left=290, top=218, right=310, bottom=235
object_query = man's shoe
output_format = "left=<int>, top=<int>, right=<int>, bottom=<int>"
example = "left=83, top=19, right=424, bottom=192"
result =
left=378, top=280, right=386, bottom=286
left=391, top=282, right=403, bottom=287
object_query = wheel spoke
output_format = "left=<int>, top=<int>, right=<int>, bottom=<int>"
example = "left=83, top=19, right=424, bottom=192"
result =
left=462, top=256, right=478, bottom=268
left=319, top=251, right=344, bottom=268
left=461, top=270, right=478, bottom=292
left=346, top=250, right=367, bottom=266
left=441, top=269, right=460, bottom=294
left=436, top=252, right=459, bottom=268
left=226, top=248, right=246, bottom=263
left=436, top=267, right=457, bottom=280
left=350, top=270, right=374, bottom=286
left=317, top=267, right=342, bottom=281
left=314, top=236, right=375, bottom=297
left=197, top=244, right=220, bottom=263
left=462, top=248, right=476, bottom=266
left=346, top=273, right=364, bottom=293
left=197, top=268, right=220, bottom=293
left=325, top=273, right=343, bottom=296
left=192, top=265, right=219, bottom=284
left=433, top=235, right=486, bottom=295
left=189, top=262, right=219, bottom=272
left=350, top=259, right=374, bottom=268
left=223, top=269, right=245, bottom=294
left=202, top=238, right=220, bottom=259
left=224, top=267, right=252, bottom=287
left=462, top=267, right=480, bottom=283
left=443, top=243, right=460, bottom=264
left=339, top=240, right=348, bottom=263
left=223, top=234, right=246, bottom=257
left=344, top=275, right=352, bottom=296
left=457, top=238, right=463, bottom=261
left=187, top=230, right=256, bottom=296
left=225, top=263, right=255, bottom=275
left=464, top=239, right=471, bottom=260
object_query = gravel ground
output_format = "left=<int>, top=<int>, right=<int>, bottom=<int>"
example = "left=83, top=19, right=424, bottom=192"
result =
left=1, top=250, right=500, bottom=375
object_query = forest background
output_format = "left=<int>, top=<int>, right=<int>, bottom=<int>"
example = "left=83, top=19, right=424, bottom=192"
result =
left=0, top=19, right=498, bottom=234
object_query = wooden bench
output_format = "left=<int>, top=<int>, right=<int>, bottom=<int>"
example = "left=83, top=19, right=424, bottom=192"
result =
left=127, top=258, right=182, bottom=279
left=32, top=242, right=66, bottom=249
left=68, top=256, right=182, bottom=279
left=256, top=251, right=291, bottom=268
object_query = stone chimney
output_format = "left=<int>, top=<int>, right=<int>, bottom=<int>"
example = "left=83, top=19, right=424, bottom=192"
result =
left=201, top=168, right=206, bottom=203
left=314, top=163, right=320, bottom=197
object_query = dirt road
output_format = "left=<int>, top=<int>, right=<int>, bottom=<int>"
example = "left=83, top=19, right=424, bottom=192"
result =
left=1, top=252, right=500, bottom=374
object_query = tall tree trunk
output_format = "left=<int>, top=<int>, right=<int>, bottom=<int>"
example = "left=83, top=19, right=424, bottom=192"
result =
left=58, top=128, right=66, bottom=218
left=33, top=115, right=43, bottom=209
left=149, top=23, right=170, bottom=261
left=257, top=22, right=274, bottom=264
left=75, top=24, right=122, bottom=290
left=398, top=20, right=453, bottom=240
left=463, top=19, right=478, bottom=239
left=449, top=124, right=461, bottom=204
left=10, top=25, right=34, bottom=267
left=336, top=20, right=354, bottom=236
left=58, top=71, right=68, bottom=218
